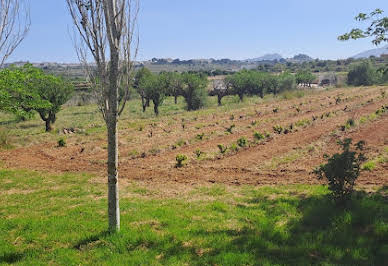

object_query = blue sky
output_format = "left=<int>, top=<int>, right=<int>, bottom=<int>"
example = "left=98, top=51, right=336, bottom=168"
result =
left=8, top=0, right=388, bottom=63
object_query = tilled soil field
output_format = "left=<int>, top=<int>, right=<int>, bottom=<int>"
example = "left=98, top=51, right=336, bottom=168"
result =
left=1, top=86, right=387, bottom=188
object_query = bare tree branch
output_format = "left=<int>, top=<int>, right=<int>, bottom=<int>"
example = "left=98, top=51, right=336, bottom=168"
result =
left=0, top=0, right=30, bottom=67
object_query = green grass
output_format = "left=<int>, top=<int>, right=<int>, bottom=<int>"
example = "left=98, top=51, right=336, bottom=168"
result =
left=0, top=169, right=387, bottom=265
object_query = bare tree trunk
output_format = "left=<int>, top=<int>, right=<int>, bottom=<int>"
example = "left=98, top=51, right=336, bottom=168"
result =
left=107, top=53, right=120, bottom=232
left=217, top=94, right=222, bottom=106
left=107, top=114, right=120, bottom=231
left=45, top=120, right=52, bottom=132
left=174, top=94, right=178, bottom=104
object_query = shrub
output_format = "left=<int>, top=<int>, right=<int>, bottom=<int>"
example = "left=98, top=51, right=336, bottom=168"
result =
left=217, top=144, right=227, bottom=154
left=196, top=133, right=205, bottom=140
left=58, top=137, right=66, bottom=147
left=237, top=137, right=248, bottom=147
left=225, top=124, right=235, bottom=134
left=313, top=138, right=366, bottom=204
left=194, top=149, right=203, bottom=158
left=362, top=161, right=376, bottom=171
left=181, top=73, right=208, bottom=111
left=253, top=131, right=265, bottom=141
left=347, top=61, right=379, bottom=86
left=175, top=154, right=188, bottom=168
left=273, top=125, right=283, bottom=134
left=229, top=143, right=239, bottom=152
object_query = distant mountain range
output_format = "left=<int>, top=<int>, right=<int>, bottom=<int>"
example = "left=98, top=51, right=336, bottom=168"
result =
left=246, top=53, right=313, bottom=63
left=246, top=53, right=283, bottom=62
left=351, top=45, right=388, bottom=59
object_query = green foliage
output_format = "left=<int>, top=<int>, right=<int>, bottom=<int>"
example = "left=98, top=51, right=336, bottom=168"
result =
left=347, top=61, right=379, bottom=86
left=338, top=9, right=387, bottom=45
left=237, top=137, right=248, bottom=147
left=140, top=72, right=168, bottom=115
left=273, top=125, right=283, bottom=134
left=0, top=64, right=74, bottom=131
left=225, top=124, right=235, bottom=134
left=295, top=70, right=316, bottom=87
left=181, top=73, right=208, bottom=111
left=175, top=154, right=188, bottom=168
left=194, top=149, right=203, bottom=158
left=217, top=144, right=227, bottom=154
left=57, top=137, right=66, bottom=147
left=313, top=138, right=367, bottom=204
left=362, top=161, right=376, bottom=171
left=277, top=72, right=296, bottom=92
left=0, top=64, right=51, bottom=118
left=229, top=143, right=239, bottom=152
left=253, top=131, right=265, bottom=141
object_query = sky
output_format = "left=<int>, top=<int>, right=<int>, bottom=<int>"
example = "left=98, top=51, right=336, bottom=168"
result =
left=7, top=0, right=388, bottom=63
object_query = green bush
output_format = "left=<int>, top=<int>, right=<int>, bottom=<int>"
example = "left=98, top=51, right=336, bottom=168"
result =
left=175, top=154, right=188, bottom=168
left=347, top=61, right=379, bottom=86
left=313, top=138, right=366, bottom=204
left=194, top=149, right=203, bottom=158
left=181, top=73, right=208, bottom=111
left=225, top=124, right=235, bottom=134
left=237, top=137, right=248, bottom=147
left=253, top=131, right=265, bottom=141
left=229, top=143, right=239, bottom=152
left=57, top=137, right=66, bottom=147
left=217, top=144, right=227, bottom=154
left=273, top=125, right=283, bottom=134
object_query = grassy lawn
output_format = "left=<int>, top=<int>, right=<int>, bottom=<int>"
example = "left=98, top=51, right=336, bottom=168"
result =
left=0, top=169, right=387, bottom=265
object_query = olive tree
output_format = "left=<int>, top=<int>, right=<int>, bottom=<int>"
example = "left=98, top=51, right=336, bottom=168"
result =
left=181, top=73, right=208, bottom=111
left=134, top=67, right=152, bottom=112
left=34, top=71, right=74, bottom=132
left=0, top=0, right=30, bottom=67
left=67, top=0, right=139, bottom=232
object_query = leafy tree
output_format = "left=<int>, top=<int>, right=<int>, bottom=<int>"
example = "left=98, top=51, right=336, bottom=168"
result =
left=347, top=61, right=379, bottom=86
left=313, top=138, right=366, bottom=204
left=0, top=65, right=49, bottom=119
left=277, top=72, right=296, bottom=93
left=0, top=64, right=73, bottom=131
left=34, top=72, right=74, bottom=131
left=162, top=71, right=184, bottom=104
left=338, top=9, right=387, bottom=45
left=225, top=72, right=246, bottom=101
left=296, top=70, right=316, bottom=87
left=181, top=73, right=208, bottom=111
left=134, top=67, right=153, bottom=112
left=141, top=73, right=166, bottom=116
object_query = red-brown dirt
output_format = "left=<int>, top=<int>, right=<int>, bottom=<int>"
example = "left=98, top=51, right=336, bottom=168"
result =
left=1, top=86, right=387, bottom=188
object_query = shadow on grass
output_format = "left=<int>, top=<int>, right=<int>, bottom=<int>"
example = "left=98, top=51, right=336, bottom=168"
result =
left=74, top=231, right=110, bottom=250
left=71, top=190, right=387, bottom=265
left=0, top=252, right=24, bottom=264
left=165, top=191, right=387, bottom=265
